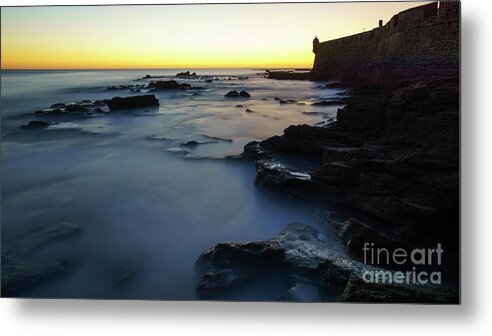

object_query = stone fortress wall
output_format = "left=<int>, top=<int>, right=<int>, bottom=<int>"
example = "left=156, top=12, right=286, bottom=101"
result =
left=311, top=1, right=460, bottom=84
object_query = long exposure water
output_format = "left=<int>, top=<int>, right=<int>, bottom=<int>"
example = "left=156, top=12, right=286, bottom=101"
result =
left=1, top=69, right=346, bottom=299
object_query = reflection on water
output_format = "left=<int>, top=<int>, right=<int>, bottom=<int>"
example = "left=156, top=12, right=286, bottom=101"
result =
left=1, top=69, right=345, bottom=299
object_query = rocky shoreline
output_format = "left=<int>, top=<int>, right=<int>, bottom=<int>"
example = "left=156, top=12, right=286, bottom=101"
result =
left=2, top=69, right=459, bottom=301
left=196, top=76, right=459, bottom=302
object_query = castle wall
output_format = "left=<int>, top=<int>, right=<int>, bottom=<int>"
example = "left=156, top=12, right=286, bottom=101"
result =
left=311, top=1, right=460, bottom=84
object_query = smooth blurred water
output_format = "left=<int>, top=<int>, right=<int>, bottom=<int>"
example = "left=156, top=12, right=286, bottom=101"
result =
left=1, top=69, right=346, bottom=299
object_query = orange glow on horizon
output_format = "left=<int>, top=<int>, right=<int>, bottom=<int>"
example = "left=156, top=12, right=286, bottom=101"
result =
left=1, top=2, right=431, bottom=70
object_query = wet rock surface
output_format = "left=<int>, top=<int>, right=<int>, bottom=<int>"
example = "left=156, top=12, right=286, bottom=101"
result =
left=20, top=120, right=50, bottom=129
left=34, top=100, right=107, bottom=118
left=224, top=90, right=251, bottom=98
left=104, top=94, right=159, bottom=110
left=148, top=80, right=190, bottom=90
left=107, top=84, right=146, bottom=91
left=196, top=76, right=459, bottom=302
left=257, top=77, right=459, bottom=242
left=195, top=223, right=457, bottom=302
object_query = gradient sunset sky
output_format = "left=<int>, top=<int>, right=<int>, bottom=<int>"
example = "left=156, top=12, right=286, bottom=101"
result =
left=1, top=2, right=431, bottom=69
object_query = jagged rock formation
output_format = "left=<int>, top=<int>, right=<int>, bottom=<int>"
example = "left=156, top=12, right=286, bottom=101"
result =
left=258, top=77, right=459, bottom=242
left=193, top=2, right=460, bottom=302
left=196, top=223, right=458, bottom=302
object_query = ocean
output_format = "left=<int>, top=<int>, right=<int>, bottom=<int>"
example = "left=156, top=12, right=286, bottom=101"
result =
left=1, top=69, right=347, bottom=299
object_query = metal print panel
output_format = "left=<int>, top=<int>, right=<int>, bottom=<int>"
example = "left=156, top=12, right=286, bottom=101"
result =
left=0, top=1, right=460, bottom=303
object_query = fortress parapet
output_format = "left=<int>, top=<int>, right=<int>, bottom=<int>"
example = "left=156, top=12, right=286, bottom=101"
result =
left=311, top=1, right=460, bottom=84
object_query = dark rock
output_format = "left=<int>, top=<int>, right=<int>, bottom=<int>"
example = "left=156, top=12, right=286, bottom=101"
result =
left=103, top=94, right=159, bottom=110
left=180, top=140, right=217, bottom=147
left=278, top=99, right=297, bottom=104
left=196, top=223, right=458, bottom=303
left=176, top=71, right=197, bottom=77
left=312, top=99, right=346, bottom=106
left=337, top=218, right=410, bottom=264
left=267, top=71, right=311, bottom=80
left=200, top=135, right=233, bottom=143
left=148, top=80, right=190, bottom=90
left=225, top=90, right=251, bottom=98
left=325, top=82, right=344, bottom=89
left=35, top=100, right=107, bottom=118
left=261, top=124, right=363, bottom=159
left=107, top=84, right=145, bottom=91
left=142, top=74, right=167, bottom=79
left=196, top=224, right=323, bottom=300
left=245, top=109, right=254, bottom=113
left=336, top=95, right=387, bottom=133
left=255, top=160, right=312, bottom=196
left=338, top=274, right=458, bottom=303
left=302, top=111, right=324, bottom=115
left=312, top=162, right=360, bottom=185
left=256, top=78, right=459, bottom=241
left=237, top=141, right=271, bottom=160
left=21, top=120, right=49, bottom=129
left=196, top=239, right=287, bottom=300
left=180, top=140, right=202, bottom=147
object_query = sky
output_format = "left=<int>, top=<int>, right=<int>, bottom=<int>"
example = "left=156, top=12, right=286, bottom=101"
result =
left=1, top=2, right=431, bottom=69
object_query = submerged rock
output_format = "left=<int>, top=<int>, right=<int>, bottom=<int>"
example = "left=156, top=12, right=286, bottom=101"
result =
left=104, top=94, right=159, bottom=110
left=225, top=90, right=250, bottom=98
left=5, top=221, right=80, bottom=256
left=278, top=99, right=298, bottom=104
left=107, top=84, right=145, bottom=91
left=112, top=266, right=137, bottom=285
left=21, top=120, right=50, bottom=129
left=180, top=140, right=217, bottom=147
left=34, top=100, right=107, bottom=118
left=142, top=74, right=167, bottom=79
left=1, top=221, right=81, bottom=296
left=1, top=257, right=70, bottom=297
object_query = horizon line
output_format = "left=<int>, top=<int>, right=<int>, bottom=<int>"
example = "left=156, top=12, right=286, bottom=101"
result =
left=1, top=66, right=313, bottom=71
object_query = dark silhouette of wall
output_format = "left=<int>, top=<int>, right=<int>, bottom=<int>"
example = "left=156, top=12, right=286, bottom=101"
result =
left=311, top=1, right=460, bottom=84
